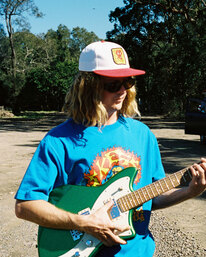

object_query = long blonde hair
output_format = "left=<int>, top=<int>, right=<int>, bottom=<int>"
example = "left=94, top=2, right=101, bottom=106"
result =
left=62, top=72, right=140, bottom=127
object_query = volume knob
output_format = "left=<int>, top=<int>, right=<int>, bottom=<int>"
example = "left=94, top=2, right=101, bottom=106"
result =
left=86, top=240, right=93, bottom=247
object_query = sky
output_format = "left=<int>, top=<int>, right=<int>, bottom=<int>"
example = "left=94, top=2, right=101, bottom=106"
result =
left=24, top=0, right=125, bottom=39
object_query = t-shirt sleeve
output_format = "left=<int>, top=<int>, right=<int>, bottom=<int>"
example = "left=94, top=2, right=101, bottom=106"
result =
left=15, top=136, right=61, bottom=201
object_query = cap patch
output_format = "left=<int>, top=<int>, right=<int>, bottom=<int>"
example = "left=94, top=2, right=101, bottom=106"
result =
left=111, top=48, right=126, bottom=65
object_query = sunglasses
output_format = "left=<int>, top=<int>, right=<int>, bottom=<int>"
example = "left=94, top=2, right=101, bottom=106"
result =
left=103, top=78, right=135, bottom=93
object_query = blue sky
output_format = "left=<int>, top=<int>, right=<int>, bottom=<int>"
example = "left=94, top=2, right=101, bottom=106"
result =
left=25, top=0, right=125, bottom=39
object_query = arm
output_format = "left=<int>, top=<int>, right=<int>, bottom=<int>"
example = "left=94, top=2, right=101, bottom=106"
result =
left=15, top=199, right=130, bottom=246
left=152, top=158, right=206, bottom=210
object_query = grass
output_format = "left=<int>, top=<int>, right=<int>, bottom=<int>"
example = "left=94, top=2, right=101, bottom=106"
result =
left=17, top=111, right=58, bottom=119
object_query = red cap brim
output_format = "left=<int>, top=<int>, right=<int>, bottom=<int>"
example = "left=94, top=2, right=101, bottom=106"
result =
left=93, top=68, right=145, bottom=78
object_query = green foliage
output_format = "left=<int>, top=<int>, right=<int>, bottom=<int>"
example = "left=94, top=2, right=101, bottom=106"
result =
left=107, top=0, right=206, bottom=117
left=69, top=27, right=100, bottom=61
left=17, top=61, right=78, bottom=111
left=0, top=23, right=100, bottom=112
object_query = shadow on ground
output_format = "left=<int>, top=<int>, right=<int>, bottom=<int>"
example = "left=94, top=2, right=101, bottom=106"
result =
left=0, top=112, right=67, bottom=133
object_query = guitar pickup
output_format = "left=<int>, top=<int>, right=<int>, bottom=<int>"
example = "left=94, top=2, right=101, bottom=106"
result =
left=109, top=199, right=121, bottom=219
left=70, top=208, right=91, bottom=241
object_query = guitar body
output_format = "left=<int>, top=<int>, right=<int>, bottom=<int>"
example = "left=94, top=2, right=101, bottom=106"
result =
left=38, top=167, right=137, bottom=257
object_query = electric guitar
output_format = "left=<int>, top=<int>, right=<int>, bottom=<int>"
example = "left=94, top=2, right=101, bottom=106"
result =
left=38, top=165, right=193, bottom=257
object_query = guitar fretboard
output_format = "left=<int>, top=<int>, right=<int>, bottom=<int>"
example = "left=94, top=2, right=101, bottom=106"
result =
left=117, top=167, right=192, bottom=212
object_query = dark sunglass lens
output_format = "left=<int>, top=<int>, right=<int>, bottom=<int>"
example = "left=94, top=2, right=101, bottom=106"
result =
left=124, top=79, right=134, bottom=89
left=104, top=79, right=134, bottom=92
left=104, top=82, right=122, bottom=92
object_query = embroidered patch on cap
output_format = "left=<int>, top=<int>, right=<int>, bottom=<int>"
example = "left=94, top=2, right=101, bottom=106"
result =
left=111, top=48, right=126, bottom=65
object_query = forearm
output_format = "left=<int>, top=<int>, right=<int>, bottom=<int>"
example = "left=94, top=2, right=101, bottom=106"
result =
left=15, top=199, right=129, bottom=246
left=15, top=199, right=82, bottom=230
left=152, top=187, right=192, bottom=210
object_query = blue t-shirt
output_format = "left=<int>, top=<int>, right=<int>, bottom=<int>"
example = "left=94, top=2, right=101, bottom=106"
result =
left=15, top=116, right=165, bottom=257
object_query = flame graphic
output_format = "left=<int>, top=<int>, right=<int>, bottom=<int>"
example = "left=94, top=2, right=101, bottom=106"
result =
left=84, top=147, right=141, bottom=186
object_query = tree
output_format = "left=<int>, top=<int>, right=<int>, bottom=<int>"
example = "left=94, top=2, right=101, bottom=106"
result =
left=18, top=61, right=78, bottom=111
left=0, top=25, right=10, bottom=106
left=69, top=27, right=100, bottom=62
left=0, top=0, right=43, bottom=110
left=0, top=21, right=100, bottom=111
left=107, top=0, right=206, bottom=116
left=14, top=25, right=100, bottom=111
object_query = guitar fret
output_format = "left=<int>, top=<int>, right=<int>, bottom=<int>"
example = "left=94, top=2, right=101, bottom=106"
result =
left=174, top=173, right=180, bottom=184
left=123, top=196, right=129, bottom=211
left=157, top=180, right=164, bottom=193
left=121, top=197, right=128, bottom=211
left=140, top=188, right=148, bottom=202
left=153, top=182, right=160, bottom=194
left=133, top=192, right=141, bottom=205
left=130, top=193, right=137, bottom=208
left=180, top=170, right=186, bottom=182
left=152, top=184, right=158, bottom=197
left=129, top=194, right=136, bottom=208
left=118, top=199, right=126, bottom=212
left=138, top=190, right=144, bottom=203
left=117, top=199, right=123, bottom=212
left=125, top=195, right=132, bottom=210
left=168, top=176, right=175, bottom=187
left=164, top=179, right=170, bottom=190
left=145, top=186, right=152, bottom=199
left=149, top=185, right=155, bottom=197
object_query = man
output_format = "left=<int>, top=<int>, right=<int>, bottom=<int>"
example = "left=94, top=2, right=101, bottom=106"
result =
left=15, top=41, right=206, bottom=256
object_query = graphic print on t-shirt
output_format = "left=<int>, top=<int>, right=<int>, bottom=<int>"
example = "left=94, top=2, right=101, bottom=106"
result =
left=83, top=146, right=141, bottom=187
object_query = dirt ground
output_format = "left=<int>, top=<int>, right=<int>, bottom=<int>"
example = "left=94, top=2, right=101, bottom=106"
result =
left=0, top=113, right=205, bottom=256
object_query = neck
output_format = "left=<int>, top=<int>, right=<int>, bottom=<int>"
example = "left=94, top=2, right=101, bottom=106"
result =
left=105, top=111, right=118, bottom=125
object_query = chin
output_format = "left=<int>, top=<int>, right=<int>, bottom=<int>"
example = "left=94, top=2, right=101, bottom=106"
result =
left=112, top=104, right=123, bottom=111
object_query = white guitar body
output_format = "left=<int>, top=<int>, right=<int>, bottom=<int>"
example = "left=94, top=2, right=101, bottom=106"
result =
left=60, top=176, right=133, bottom=257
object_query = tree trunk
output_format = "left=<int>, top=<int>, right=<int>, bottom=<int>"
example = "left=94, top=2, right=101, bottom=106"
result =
left=5, top=12, right=17, bottom=97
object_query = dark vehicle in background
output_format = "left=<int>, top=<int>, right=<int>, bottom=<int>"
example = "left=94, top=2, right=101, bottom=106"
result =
left=185, top=97, right=206, bottom=144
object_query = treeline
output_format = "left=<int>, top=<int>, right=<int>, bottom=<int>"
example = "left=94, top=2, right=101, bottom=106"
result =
left=107, top=0, right=206, bottom=117
left=0, top=25, right=99, bottom=113
left=1, top=0, right=206, bottom=117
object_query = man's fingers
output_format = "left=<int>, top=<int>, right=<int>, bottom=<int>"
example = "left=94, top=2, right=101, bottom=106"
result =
left=103, top=233, right=127, bottom=246
left=113, top=223, right=131, bottom=234
left=192, top=163, right=206, bottom=181
left=200, top=157, right=206, bottom=163
left=190, top=165, right=199, bottom=179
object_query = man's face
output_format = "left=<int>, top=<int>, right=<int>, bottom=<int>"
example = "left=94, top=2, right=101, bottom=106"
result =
left=101, top=77, right=128, bottom=116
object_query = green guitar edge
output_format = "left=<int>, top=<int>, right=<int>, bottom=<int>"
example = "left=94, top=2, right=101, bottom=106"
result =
left=38, top=167, right=137, bottom=257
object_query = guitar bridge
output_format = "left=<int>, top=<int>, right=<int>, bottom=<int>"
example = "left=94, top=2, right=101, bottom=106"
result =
left=70, top=208, right=91, bottom=241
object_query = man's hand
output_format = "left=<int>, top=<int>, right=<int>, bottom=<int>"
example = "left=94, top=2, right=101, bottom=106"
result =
left=152, top=158, right=206, bottom=210
left=188, top=158, right=206, bottom=197
left=77, top=200, right=130, bottom=247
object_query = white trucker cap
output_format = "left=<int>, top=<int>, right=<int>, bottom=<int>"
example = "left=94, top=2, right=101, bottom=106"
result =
left=79, top=41, right=145, bottom=78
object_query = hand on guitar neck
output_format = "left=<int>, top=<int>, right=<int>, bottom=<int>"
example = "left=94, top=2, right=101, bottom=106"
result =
left=152, top=158, right=206, bottom=210
left=187, top=157, right=206, bottom=198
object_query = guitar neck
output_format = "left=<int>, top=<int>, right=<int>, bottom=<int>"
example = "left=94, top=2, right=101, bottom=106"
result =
left=117, top=166, right=193, bottom=212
